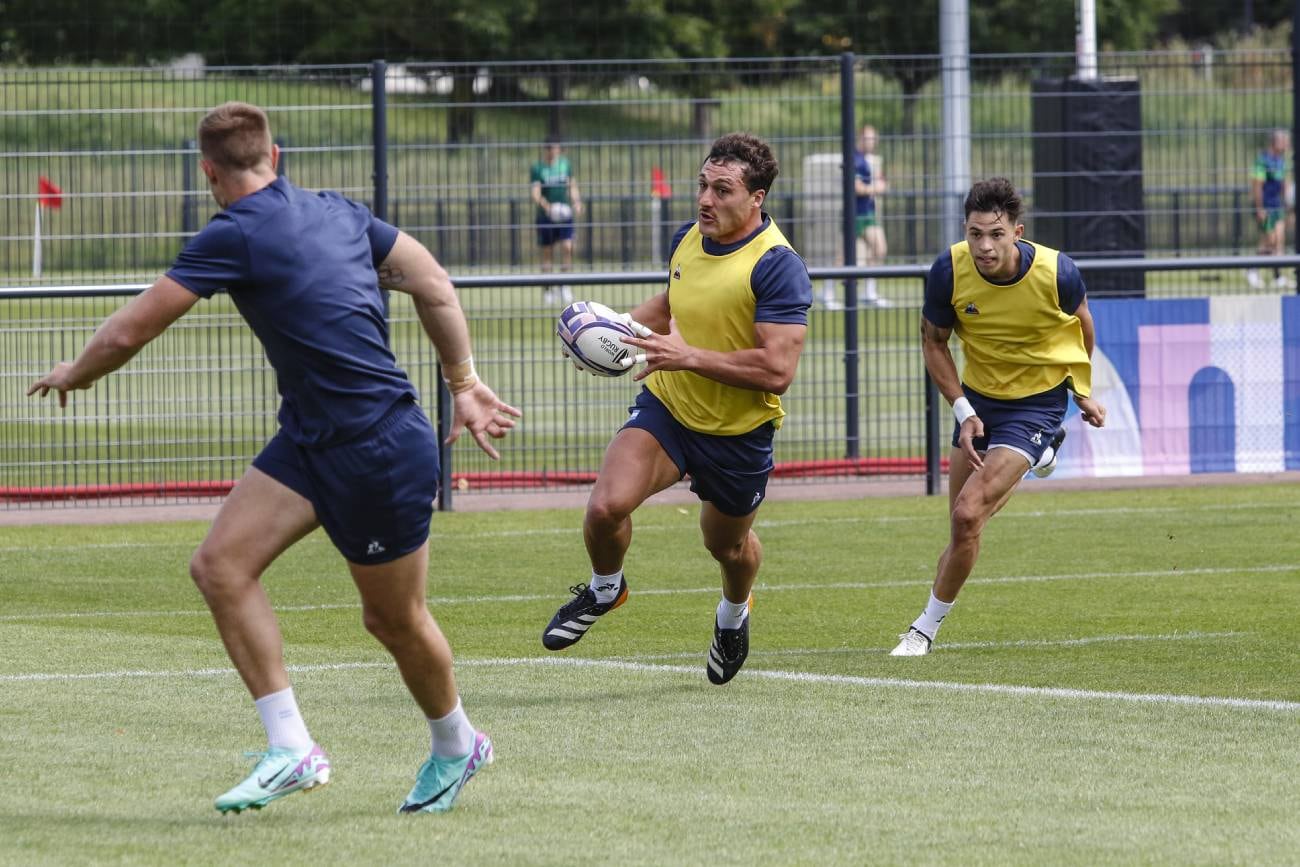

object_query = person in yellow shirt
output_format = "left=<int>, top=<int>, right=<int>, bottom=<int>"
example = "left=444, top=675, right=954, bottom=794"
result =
left=891, top=177, right=1107, bottom=657
left=541, top=133, right=812, bottom=685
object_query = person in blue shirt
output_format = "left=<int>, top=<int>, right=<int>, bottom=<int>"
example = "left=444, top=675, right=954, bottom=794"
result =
left=1246, top=129, right=1293, bottom=290
left=821, top=124, right=890, bottom=310
left=28, top=102, right=520, bottom=816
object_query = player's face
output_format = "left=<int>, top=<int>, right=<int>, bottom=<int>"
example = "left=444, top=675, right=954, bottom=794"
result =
left=858, top=127, right=877, bottom=154
left=964, top=210, right=1024, bottom=280
left=697, top=158, right=764, bottom=243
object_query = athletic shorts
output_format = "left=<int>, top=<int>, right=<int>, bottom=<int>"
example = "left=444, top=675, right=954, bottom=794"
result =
left=537, top=215, right=575, bottom=246
left=950, top=382, right=1069, bottom=466
left=855, top=214, right=878, bottom=234
left=1260, top=208, right=1286, bottom=232
left=622, top=388, right=775, bottom=517
left=252, top=397, right=440, bottom=564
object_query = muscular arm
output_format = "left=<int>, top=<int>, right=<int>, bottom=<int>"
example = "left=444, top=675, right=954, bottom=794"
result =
left=627, top=291, right=671, bottom=334
left=920, top=316, right=963, bottom=403
left=377, top=230, right=521, bottom=456
left=378, top=231, right=473, bottom=365
left=1075, top=297, right=1096, bottom=357
left=626, top=319, right=806, bottom=395
left=28, top=275, right=199, bottom=404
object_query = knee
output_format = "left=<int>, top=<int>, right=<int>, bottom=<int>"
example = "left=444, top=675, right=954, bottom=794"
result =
left=189, top=545, right=227, bottom=598
left=585, top=494, right=631, bottom=533
left=950, top=503, right=985, bottom=543
left=706, top=532, right=755, bottom=568
left=362, top=605, right=418, bottom=649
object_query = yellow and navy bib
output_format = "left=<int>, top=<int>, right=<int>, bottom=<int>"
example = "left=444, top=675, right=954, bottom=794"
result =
left=646, top=220, right=794, bottom=435
left=949, top=240, right=1092, bottom=399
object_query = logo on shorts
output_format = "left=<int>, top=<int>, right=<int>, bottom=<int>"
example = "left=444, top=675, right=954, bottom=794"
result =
left=1030, top=431, right=1042, bottom=445
left=366, top=540, right=386, bottom=556
left=628, top=409, right=640, bottom=421
left=964, top=302, right=980, bottom=315
left=751, top=492, right=762, bottom=507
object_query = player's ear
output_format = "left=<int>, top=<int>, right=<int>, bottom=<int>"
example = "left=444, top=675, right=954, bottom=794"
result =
left=269, top=143, right=280, bottom=173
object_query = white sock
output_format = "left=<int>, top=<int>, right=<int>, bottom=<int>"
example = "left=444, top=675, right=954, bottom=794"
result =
left=590, top=570, right=623, bottom=603
left=255, top=687, right=313, bottom=751
left=910, top=592, right=954, bottom=641
left=716, top=596, right=750, bottom=630
left=864, top=277, right=879, bottom=300
left=429, top=698, right=475, bottom=759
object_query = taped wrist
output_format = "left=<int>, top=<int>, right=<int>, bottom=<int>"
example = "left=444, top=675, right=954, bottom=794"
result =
left=442, top=356, right=478, bottom=394
left=952, top=396, right=976, bottom=425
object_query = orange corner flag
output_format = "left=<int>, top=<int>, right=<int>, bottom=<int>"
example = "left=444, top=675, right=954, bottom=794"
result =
left=651, top=167, right=672, bottom=200
left=38, top=176, right=63, bottom=209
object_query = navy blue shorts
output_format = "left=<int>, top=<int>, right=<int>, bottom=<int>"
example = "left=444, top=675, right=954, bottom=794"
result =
left=252, top=398, right=440, bottom=564
left=536, top=217, right=574, bottom=247
left=951, top=383, right=1069, bottom=465
left=622, top=388, right=775, bottom=517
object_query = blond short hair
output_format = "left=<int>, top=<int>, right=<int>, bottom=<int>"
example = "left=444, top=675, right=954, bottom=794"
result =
left=198, top=102, right=273, bottom=171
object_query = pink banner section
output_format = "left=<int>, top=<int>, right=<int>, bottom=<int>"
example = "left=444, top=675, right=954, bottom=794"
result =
left=1138, top=324, right=1211, bottom=475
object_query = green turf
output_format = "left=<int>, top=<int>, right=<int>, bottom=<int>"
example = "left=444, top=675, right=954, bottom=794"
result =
left=1, top=483, right=1298, bottom=864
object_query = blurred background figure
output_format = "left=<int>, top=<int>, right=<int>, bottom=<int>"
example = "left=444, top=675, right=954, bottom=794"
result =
left=1246, top=128, right=1292, bottom=290
left=530, top=137, right=583, bottom=304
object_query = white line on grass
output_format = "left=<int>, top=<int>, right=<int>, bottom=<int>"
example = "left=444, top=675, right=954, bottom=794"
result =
left=2, top=655, right=1296, bottom=714
left=3, top=497, right=1296, bottom=554
left=615, top=630, right=1248, bottom=661
left=3, top=564, right=1297, bottom=623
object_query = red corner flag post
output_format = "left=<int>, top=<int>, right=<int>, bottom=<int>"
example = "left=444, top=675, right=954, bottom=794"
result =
left=650, top=167, right=673, bottom=264
left=33, top=176, right=62, bottom=277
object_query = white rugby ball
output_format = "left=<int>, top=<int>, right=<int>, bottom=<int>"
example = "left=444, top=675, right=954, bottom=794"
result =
left=556, top=301, right=635, bottom=377
left=548, top=201, right=573, bottom=223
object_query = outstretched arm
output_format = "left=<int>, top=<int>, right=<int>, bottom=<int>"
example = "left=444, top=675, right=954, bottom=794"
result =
left=27, top=275, right=199, bottom=407
left=378, top=231, right=521, bottom=458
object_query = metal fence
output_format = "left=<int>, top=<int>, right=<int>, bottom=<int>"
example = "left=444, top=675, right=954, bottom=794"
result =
left=1, top=52, right=1295, bottom=509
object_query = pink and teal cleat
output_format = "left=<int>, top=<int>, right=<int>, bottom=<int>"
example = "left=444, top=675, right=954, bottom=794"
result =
left=399, top=731, right=494, bottom=814
left=214, top=743, right=331, bottom=814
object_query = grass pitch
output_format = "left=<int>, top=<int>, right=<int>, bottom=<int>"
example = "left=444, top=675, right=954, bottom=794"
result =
left=1, top=483, right=1297, bottom=865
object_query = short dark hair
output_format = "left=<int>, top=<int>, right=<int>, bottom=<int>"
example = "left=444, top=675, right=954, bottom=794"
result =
left=964, top=177, right=1023, bottom=224
left=705, top=133, right=779, bottom=193
left=198, top=102, right=273, bottom=171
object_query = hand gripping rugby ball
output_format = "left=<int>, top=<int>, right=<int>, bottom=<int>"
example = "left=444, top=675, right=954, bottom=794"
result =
left=556, top=301, right=637, bottom=377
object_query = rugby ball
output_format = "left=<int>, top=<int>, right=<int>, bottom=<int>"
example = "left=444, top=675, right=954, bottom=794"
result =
left=548, top=201, right=573, bottom=223
left=556, top=301, right=635, bottom=377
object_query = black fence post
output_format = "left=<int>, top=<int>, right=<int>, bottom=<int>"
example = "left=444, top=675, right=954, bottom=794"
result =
left=840, top=51, right=861, bottom=459
left=925, top=370, right=942, bottom=496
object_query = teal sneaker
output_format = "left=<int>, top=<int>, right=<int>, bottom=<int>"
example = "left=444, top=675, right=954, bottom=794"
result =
left=214, top=743, right=331, bottom=814
left=399, top=731, right=493, bottom=814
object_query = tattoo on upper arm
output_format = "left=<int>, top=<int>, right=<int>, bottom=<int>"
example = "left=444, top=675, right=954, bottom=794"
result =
left=920, top=319, right=950, bottom=344
left=378, top=264, right=404, bottom=288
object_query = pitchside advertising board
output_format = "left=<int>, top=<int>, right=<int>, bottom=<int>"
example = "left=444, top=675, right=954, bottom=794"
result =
left=1040, top=294, right=1300, bottom=479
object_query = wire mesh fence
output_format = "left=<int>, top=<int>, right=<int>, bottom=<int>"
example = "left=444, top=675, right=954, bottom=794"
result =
left=0, top=51, right=1295, bottom=509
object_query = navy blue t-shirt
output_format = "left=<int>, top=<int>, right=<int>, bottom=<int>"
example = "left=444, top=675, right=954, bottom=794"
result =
left=922, top=240, right=1086, bottom=329
left=166, top=177, right=412, bottom=447
left=669, top=215, right=812, bottom=324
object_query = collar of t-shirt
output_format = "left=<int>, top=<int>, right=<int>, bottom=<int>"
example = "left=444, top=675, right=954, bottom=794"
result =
left=701, top=214, right=772, bottom=255
left=979, top=239, right=1036, bottom=285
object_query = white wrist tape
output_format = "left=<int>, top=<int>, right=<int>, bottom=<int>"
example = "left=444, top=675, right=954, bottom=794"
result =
left=952, top=396, right=976, bottom=425
left=441, top=356, right=478, bottom=394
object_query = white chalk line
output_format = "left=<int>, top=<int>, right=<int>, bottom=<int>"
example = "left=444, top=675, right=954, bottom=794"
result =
left=616, top=630, right=1248, bottom=661
left=1, top=497, right=1296, bottom=554
left=3, top=564, right=1297, bottom=623
left=1, top=653, right=1295, bottom=714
